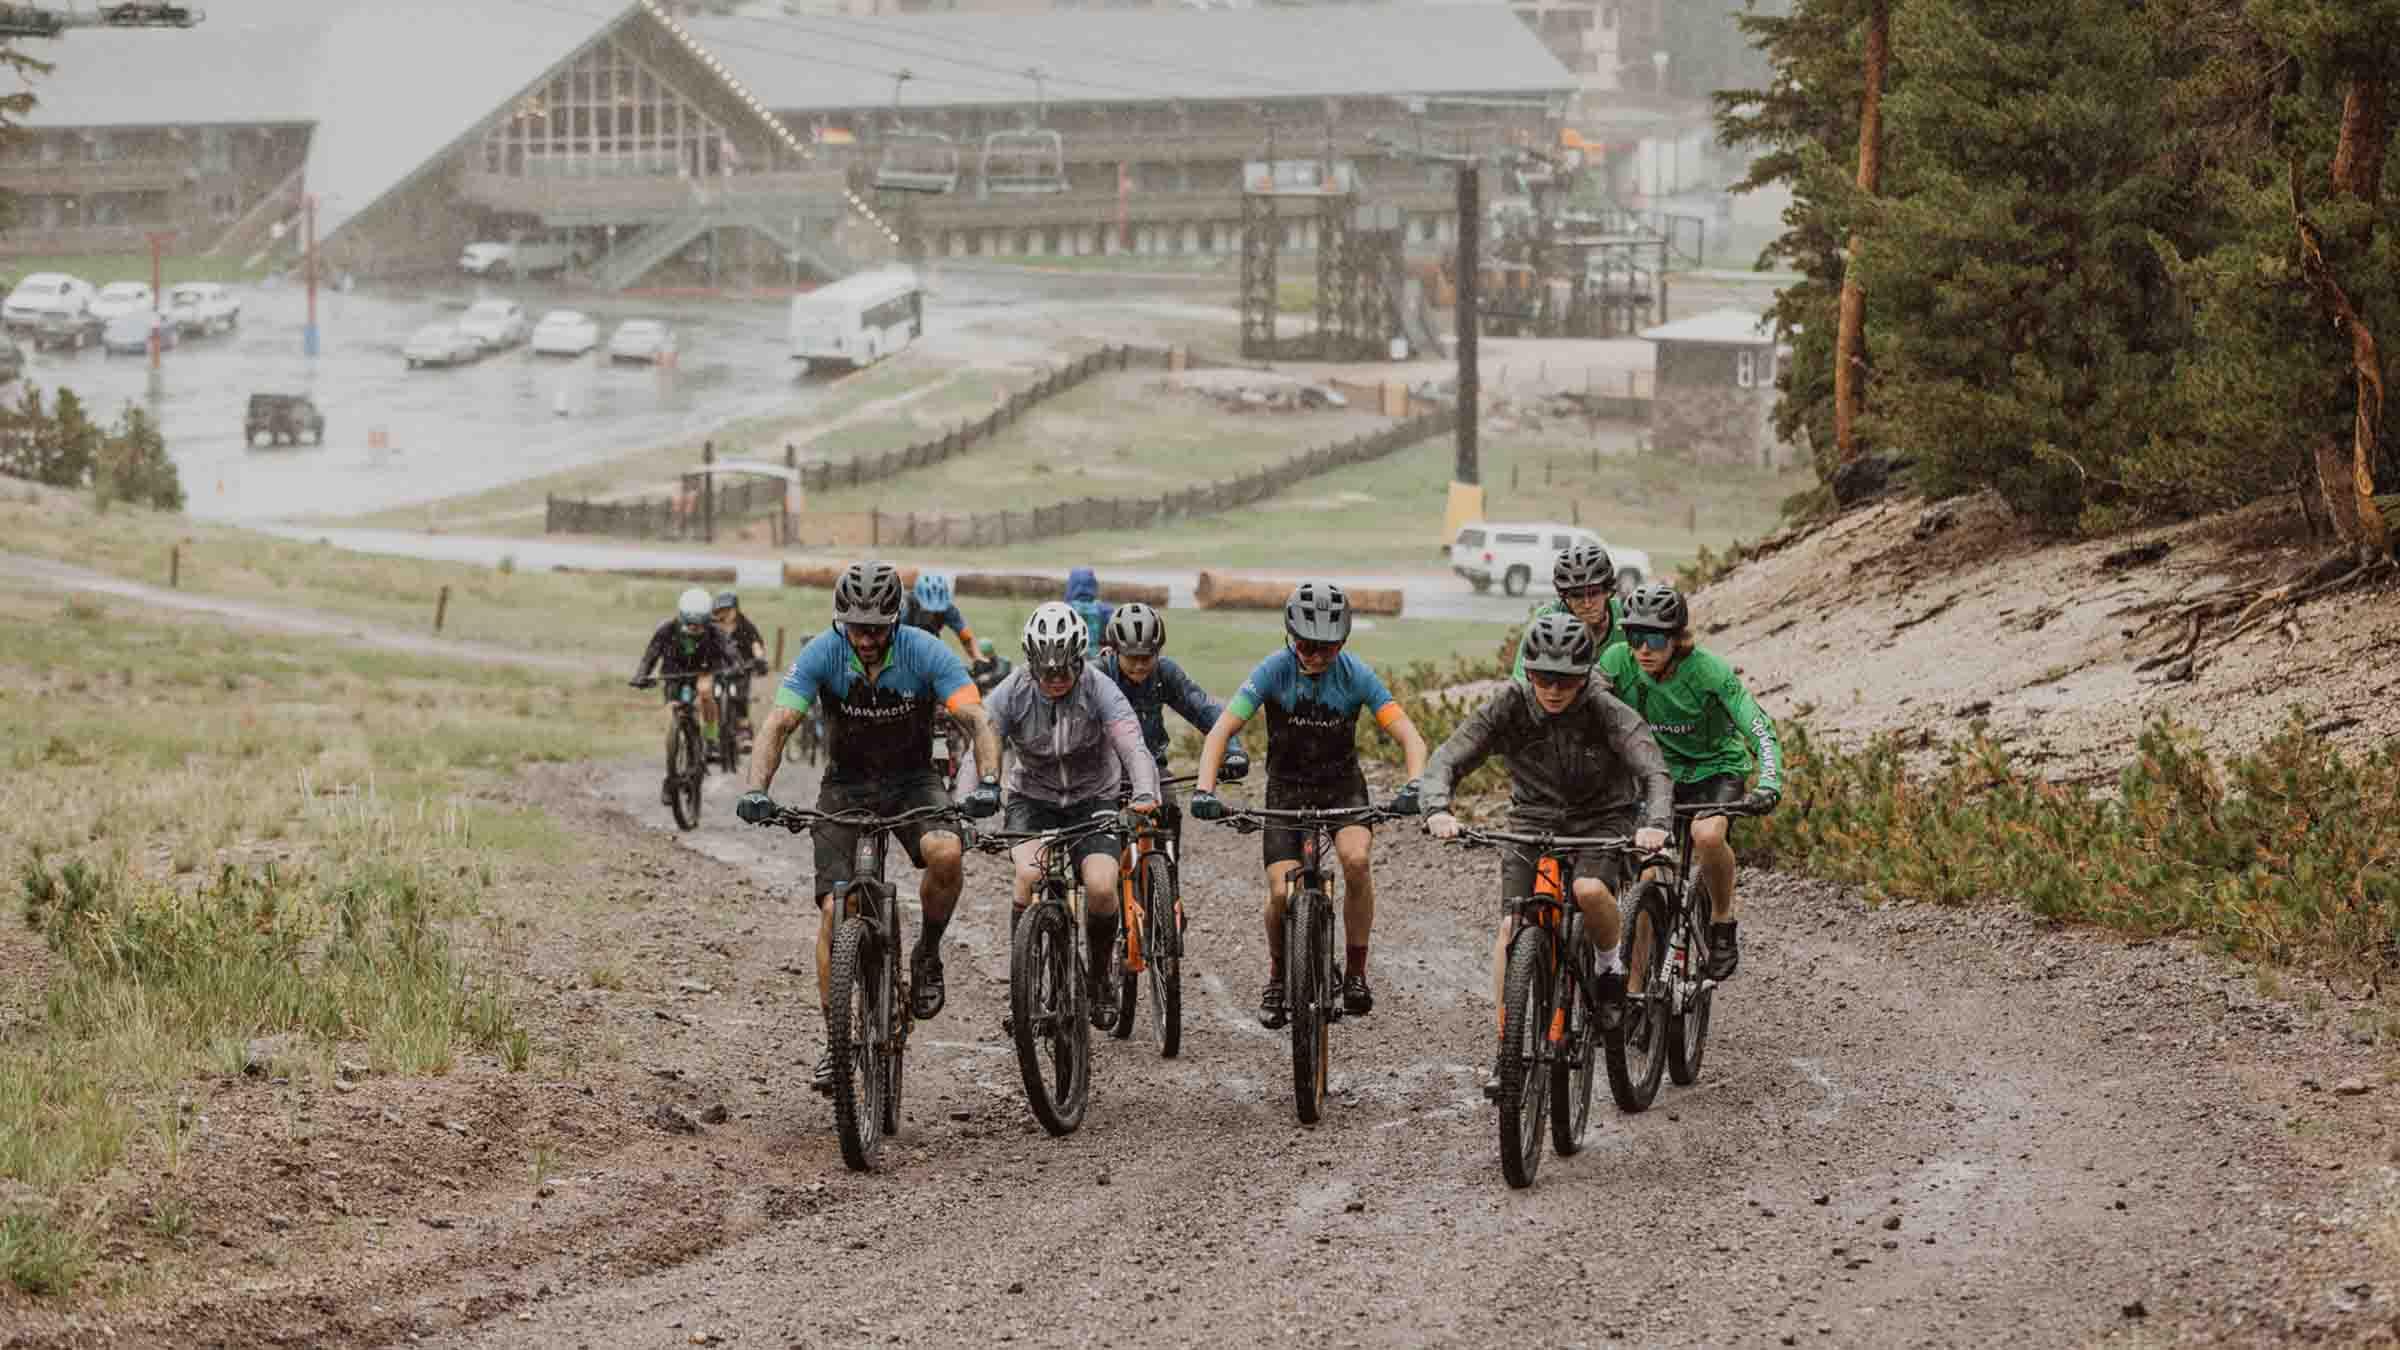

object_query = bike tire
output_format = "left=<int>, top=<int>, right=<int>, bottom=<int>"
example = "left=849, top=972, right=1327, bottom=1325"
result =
left=825, top=916, right=884, bottom=1171
left=1287, top=889, right=1333, bottom=1125
left=1140, top=851, right=1181, bottom=1059
left=1550, top=926, right=1598, bottom=1156
left=879, top=907, right=907, bottom=1138
left=1108, top=907, right=1136, bottom=1042
left=1667, top=887, right=1715, bottom=1086
left=667, top=718, right=701, bottom=832
left=1009, top=901, right=1089, bottom=1136
left=1604, top=882, right=1672, bottom=1113
left=717, top=711, right=741, bottom=776
left=1496, top=926, right=1556, bottom=1189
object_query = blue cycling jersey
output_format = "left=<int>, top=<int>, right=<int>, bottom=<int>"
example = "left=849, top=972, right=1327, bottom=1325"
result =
left=776, top=626, right=975, bottom=784
left=1227, top=647, right=1397, bottom=785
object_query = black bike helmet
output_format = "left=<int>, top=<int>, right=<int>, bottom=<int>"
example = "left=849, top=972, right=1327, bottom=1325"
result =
left=832, top=560, right=903, bottom=626
left=1519, top=611, right=1597, bottom=678
left=1620, top=581, right=1690, bottom=635
left=1284, top=580, right=1352, bottom=645
left=1022, top=601, right=1090, bottom=677
left=712, top=589, right=739, bottom=613
left=1553, top=541, right=1615, bottom=594
left=1106, top=602, right=1165, bottom=656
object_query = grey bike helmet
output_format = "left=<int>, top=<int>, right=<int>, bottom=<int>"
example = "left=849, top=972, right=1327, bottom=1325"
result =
left=832, top=561, right=903, bottom=626
left=1553, top=541, right=1615, bottom=594
left=1284, top=580, right=1352, bottom=645
left=1519, top=611, right=1597, bottom=678
left=1022, top=601, right=1089, bottom=677
left=1620, top=582, right=1690, bottom=635
left=1106, top=602, right=1165, bottom=656
left=712, top=589, right=738, bottom=614
left=676, top=586, right=713, bottom=629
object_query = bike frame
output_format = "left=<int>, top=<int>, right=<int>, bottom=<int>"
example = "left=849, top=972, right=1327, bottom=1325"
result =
left=1114, top=775, right=1193, bottom=976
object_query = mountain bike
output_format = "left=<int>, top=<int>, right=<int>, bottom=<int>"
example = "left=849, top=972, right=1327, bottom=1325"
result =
left=632, top=671, right=709, bottom=831
left=763, top=801, right=963, bottom=1172
left=786, top=706, right=826, bottom=768
left=1624, top=797, right=1778, bottom=1092
left=715, top=666, right=754, bottom=775
left=1106, top=775, right=1196, bottom=1057
left=1437, top=826, right=1649, bottom=1188
left=972, top=809, right=1128, bottom=1136
left=1213, top=803, right=1397, bottom=1126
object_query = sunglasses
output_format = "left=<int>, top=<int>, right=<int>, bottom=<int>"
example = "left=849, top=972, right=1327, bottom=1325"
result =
left=1626, top=629, right=1675, bottom=651
left=1558, top=586, right=1612, bottom=605
left=843, top=622, right=893, bottom=643
left=1527, top=670, right=1585, bottom=691
left=1293, top=639, right=1345, bottom=661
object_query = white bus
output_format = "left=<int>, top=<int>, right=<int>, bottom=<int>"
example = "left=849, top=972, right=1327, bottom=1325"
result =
left=788, top=268, right=923, bottom=372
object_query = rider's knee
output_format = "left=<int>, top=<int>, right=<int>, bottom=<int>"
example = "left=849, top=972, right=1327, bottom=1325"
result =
left=919, top=833, right=963, bottom=871
left=1692, top=815, right=1731, bottom=849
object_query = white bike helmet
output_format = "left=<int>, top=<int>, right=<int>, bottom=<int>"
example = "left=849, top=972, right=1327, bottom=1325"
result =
left=1022, top=601, right=1089, bottom=678
left=677, top=587, right=713, bottom=629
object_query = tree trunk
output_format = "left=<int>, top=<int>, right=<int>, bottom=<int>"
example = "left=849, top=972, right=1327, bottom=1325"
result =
left=1832, top=0, right=1888, bottom=471
left=2293, top=77, right=2392, bottom=564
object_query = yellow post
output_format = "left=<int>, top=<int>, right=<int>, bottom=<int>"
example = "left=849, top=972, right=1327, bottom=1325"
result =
left=1442, top=480, right=1486, bottom=550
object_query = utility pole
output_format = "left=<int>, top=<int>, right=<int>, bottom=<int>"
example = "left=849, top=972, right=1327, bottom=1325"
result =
left=1454, top=160, right=1480, bottom=486
left=144, top=229, right=175, bottom=379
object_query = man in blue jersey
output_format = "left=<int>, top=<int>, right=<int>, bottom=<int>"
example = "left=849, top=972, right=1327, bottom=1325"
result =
left=1191, top=581, right=1428, bottom=1027
left=737, top=560, right=1003, bottom=1091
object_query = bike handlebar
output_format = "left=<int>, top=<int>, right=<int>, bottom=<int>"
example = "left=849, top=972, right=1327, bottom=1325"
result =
left=1212, top=804, right=1403, bottom=835
left=765, top=802, right=964, bottom=835
left=968, top=809, right=1129, bottom=855
left=1449, top=828, right=1637, bottom=851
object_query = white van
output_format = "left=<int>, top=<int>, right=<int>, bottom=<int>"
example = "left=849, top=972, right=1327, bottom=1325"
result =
left=1450, top=521, right=1651, bottom=597
left=788, top=268, right=923, bottom=372
left=460, top=235, right=584, bottom=278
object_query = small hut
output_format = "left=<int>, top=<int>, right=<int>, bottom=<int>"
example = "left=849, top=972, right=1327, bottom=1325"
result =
left=1639, top=307, right=1795, bottom=469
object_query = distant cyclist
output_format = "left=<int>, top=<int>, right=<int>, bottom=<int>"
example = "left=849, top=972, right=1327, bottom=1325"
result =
left=1511, top=541, right=1624, bottom=681
left=1599, top=582, right=1784, bottom=981
left=1192, top=581, right=1428, bottom=1026
left=712, top=589, right=772, bottom=750
left=734, top=561, right=1003, bottom=1091
left=971, top=638, right=1012, bottom=695
left=1065, top=566, right=1112, bottom=652
left=631, top=588, right=743, bottom=800
left=900, top=572, right=980, bottom=664
left=1097, top=602, right=1249, bottom=844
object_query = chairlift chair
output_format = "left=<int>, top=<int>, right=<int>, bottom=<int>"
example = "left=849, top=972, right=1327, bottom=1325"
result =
left=980, top=68, right=1068, bottom=196
left=871, top=70, right=959, bottom=196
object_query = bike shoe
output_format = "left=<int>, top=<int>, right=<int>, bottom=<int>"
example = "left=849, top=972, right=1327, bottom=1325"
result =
left=1088, top=978, right=1118, bottom=1032
left=1256, top=980, right=1289, bottom=1029
left=1596, top=968, right=1629, bottom=1032
left=1482, top=1071, right=1504, bottom=1101
left=810, top=1050, right=836, bottom=1095
left=1705, top=923, right=1740, bottom=982
left=659, top=779, right=675, bottom=808
left=910, top=944, right=946, bottom=1020
left=1340, top=973, right=1375, bottom=1017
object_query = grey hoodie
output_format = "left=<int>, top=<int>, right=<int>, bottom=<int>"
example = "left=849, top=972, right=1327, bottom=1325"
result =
left=985, top=664, right=1162, bottom=806
left=1419, top=676, right=1672, bottom=831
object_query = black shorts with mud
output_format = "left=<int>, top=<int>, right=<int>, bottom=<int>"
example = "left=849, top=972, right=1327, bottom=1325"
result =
left=1261, top=773, right=1370, bottom=869
left=811, top=772, right=954, bottom=899
left=1673, top=773, right=1746, bottom=839
left=1499, top=811, right=1635, bottom=906
left=1004, top=795, right=1122, bottom=870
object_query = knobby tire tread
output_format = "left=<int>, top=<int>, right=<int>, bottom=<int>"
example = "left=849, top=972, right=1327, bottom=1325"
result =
left=1605, top=882, right=1671, bottom=1113
left=1140, top=851, right=1181, bottom=1059
left=1288, top=890, right=1332, bottom=1126
left=825, top=916, right=883, bottom=1171
left=1010, top=902, right=1088, bottom=1136
left=1550, top=921, right=1597, bottom=1156
left=1497, top=927, right=1554, bottom=1189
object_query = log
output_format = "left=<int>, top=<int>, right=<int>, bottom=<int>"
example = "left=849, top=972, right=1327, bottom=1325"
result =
left=1194, top=571, right=1404, bottom=616
left=555, top=564, right=738, bottom=583
left=779, top=562, right=1167, bottom=606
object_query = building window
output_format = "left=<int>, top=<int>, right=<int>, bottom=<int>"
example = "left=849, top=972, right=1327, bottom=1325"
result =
left=1735, top=349, right=1758, bottom=388
left=480, top=36, right=730, bottom=180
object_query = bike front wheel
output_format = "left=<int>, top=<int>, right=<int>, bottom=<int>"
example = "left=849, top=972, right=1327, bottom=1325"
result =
left=1496, top=926, right=1557, bottom=1189
left=1107, top=899, right=1137, bottom=1043
left=1550, top=924, right=1598, bottom=1156
left=824, top=916, right=886, bottom=1171
left=1287, top=888, right=1334, bottom=1125
left=1010, top=901, right=1089, bottom=1136
left=667, top=717, right=702, bottom=831
left=879, top=906, right=907, bottom=1138
left=1140, top=851, right=1181, bottom=1059
left=1604, top=881, right=1672, bottom=1113
left=1667, top=889, right=1714, bottom=1086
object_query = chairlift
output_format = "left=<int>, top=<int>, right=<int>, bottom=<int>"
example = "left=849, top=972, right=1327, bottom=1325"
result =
left=873, top=70, right=959, bottom=196
left=980, top=68, right=1068, bottom=196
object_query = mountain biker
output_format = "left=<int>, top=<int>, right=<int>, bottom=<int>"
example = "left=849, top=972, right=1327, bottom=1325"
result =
left=985, top=602, right=1161, bottom=1030
left=1191, top=581, right=1429, bottom=1027
left=1064, top=566, right=1112, bottom=652
left=1419, top=612, right=1672, bottom=1083
left=1510, top=541, right=1625, bottom=681
left=901, top=571, right=980, bottom=664
left=631, top=588, right=743, bottom=801
left=734, top=561, right=1003, bottom=1092
left=1599, top=582, right=1784, bottom=981
left=712, top=589, right=772, bottom=750
left=1098, top=602, right=1249, bottom=844
left=971, top=638, right=1012, bottom=695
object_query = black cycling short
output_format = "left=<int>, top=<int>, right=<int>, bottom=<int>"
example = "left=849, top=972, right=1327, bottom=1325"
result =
left=657, top=672, right=713, bottom=706
left=1261, top=774, right=1370, bottom=869
left=811, top=772, right=954, bottom=898
left=1674, top=774, right=1746, bottom=836
left=1005, top=796, right=1121, bottom=870
left=1499, top=812, right=1635, bottom=905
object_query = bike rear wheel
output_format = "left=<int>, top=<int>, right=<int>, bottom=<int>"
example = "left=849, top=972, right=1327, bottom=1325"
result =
left=1107, top=902, right=1137, bottom=1042
left=824, top=916, right=885, bottom=1171
left=1496, top=926, right=1557, bottom=1189
left=1550, top=924, right=1598, bottom=1156
left=1009, top=901, right=1089, bottom=1136
left=667, top=718, right=702, bottom=832
left=1667, top=885, right=1714, bottom=1086
left=879, top=911, right=907, bottom=1137
left=1605, top=882, right=1671, bottom=1112
left=1287, top=889, right=1333, bottom=1125
left=1139, top=852, right=1181, bottom=1059
left=717, top=707, right=742, bottom=776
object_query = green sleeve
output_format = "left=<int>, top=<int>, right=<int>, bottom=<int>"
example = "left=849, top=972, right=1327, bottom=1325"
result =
left=1713, top=666, right=1783, bottom=794
left=1595, top=642, right=1639, bottom=702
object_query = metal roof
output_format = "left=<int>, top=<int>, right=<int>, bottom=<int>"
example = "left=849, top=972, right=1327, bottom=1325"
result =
left=12, top=0, right=326, bottom=127
left=1640, top=307, right=1775, bottom=345
left=682, top=6, right=1576, bottom=112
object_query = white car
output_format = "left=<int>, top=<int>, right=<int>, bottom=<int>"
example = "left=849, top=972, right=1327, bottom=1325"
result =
left=165, top=282, right=241, bottom=336
left=606, top=318, right=676, bottom=364
left=456, top=299, right=528, bottom=351
left=459, top=242, right=513, bottom=276
left=4, top=273, right=95, bottom=329
left=403, top=322, right=482, bottom=369
left=529, top=309, right=599, bottom=357
left=88, top=281, right=156, bottom=323
left=1449, top=522, right=1652, bottom=597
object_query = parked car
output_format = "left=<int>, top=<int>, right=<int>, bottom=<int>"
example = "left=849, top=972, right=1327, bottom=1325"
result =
left=529, top=309, right=599, bottom=357
left=3, top=273, right=94, bottom=331
left=0, top=332, right=23, bottom=385
left=456, top=298, right=528, bottom=351
left=101, top=310, right=178, bottom=356
left=32, top=303, right=104, bottom=352
left=404, top=322, right=482, bottom=369
left=244, top=393, right=324, bottom=447
left=88, top=281, right=156, bottom=323
left=607, top=318, right=676, bottom=364
left=165, top=282, right=241, bottom=336
left=1449, top=521, right=1652, bottom=597
left=460, top=235, right=585, bottom=278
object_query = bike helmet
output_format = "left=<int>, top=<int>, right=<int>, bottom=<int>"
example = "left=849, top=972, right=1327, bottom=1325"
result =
left=913, top=571, right=953, bottom=612
left=1022, top=601, right=1089, bottom=678
left=1284, top=580, right=1352, bottom=645
left=1620, top=581, right=1690, bottom=635
left=712, top=589, right=738, bottom=614
left=832, top=560, right=903, bottom=626
left=676, top=587, right=712, bottom=629
left=1519, top=611, right=1598, bottom=678
left=1553, top=541, right=1615, bottom=594
left=1106, top=602, right=1165, bottom=656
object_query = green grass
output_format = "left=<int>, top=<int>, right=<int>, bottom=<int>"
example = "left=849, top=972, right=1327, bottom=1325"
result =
left=2, top=253, right=264, bottom=289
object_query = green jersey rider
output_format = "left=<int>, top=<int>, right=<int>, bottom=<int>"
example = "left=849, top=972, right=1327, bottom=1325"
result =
left=1599, top=582, right=1784, bottom=981
left=1191, top=581, right=1429, bottom=1026
left=1510, top=540, right=1625, bottom=681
